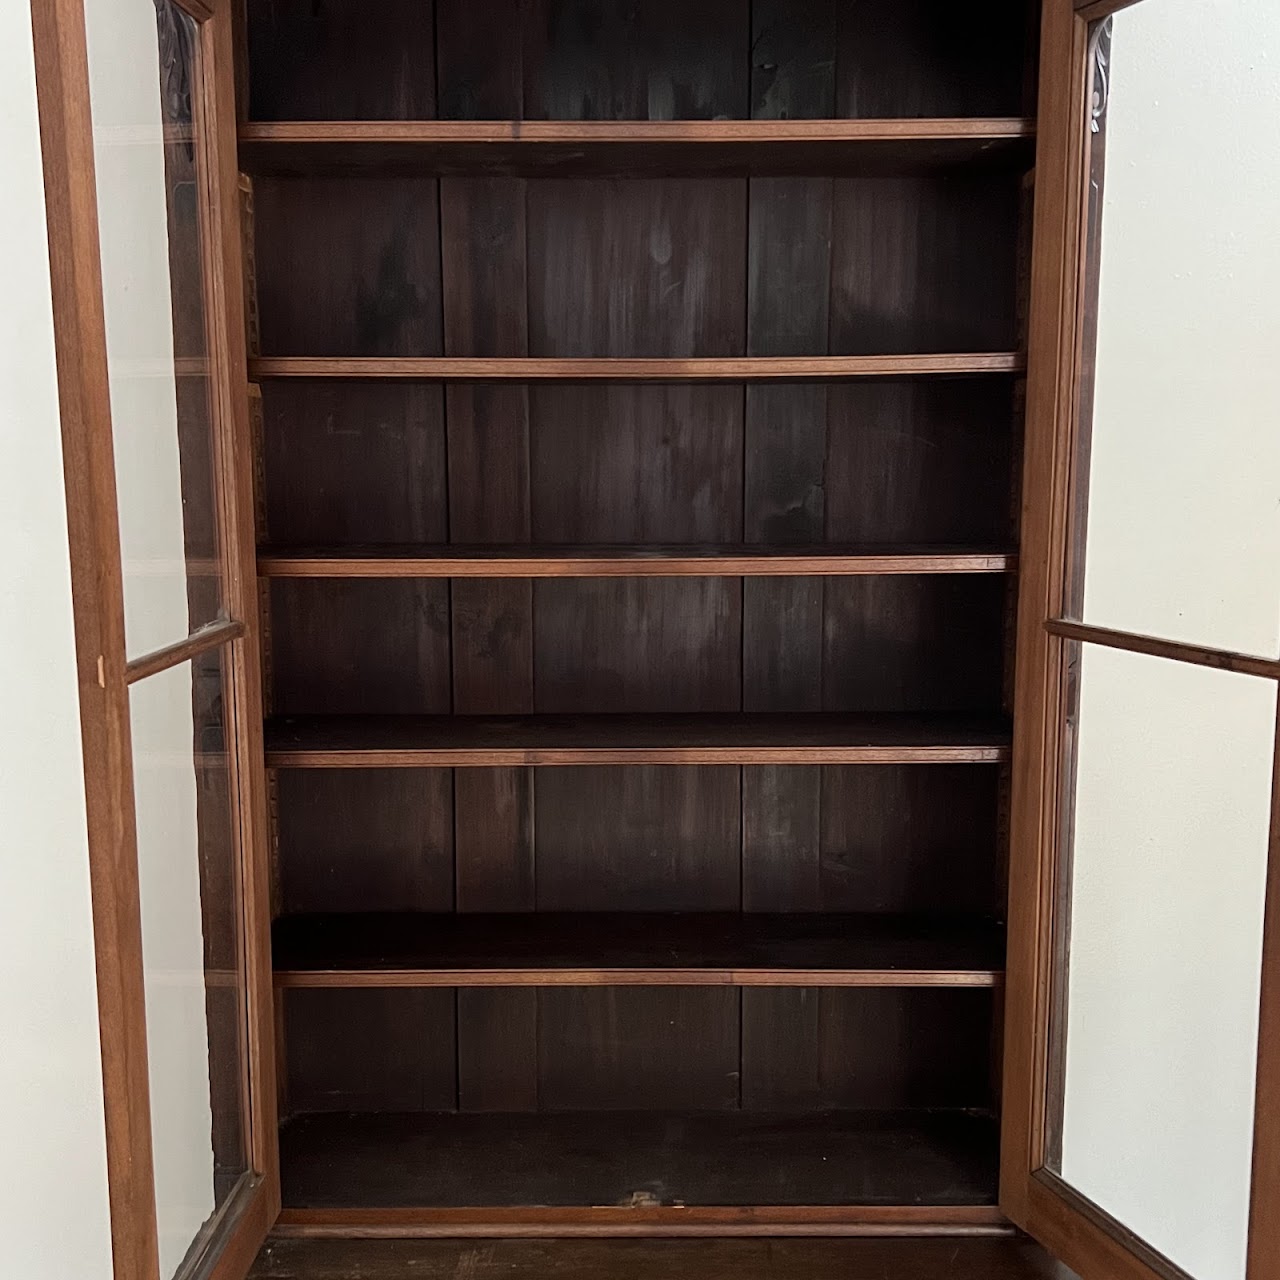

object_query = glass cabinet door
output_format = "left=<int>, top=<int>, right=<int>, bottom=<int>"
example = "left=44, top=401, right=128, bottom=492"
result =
left=1005, top=4, right=1280, bottom=1280
left=70, top=0, right=270, bottom=1275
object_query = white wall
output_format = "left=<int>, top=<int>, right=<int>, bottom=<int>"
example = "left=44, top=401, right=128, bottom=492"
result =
left=1059, top=4, right=1280, bottom=1279
left=0, top=4, right=114, bottom=1279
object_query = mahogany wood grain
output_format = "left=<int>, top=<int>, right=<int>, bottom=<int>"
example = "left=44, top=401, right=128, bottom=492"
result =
left=202, top=0, right=282, bottom=1228
left=258, top=545, right=1017, bottom=578
left=1248, top=698, right=1280, bottom=1280
left=271, top=1209, right=1012, bottom=1239
left=242, top=118, right=1035, bottom=144
left=124, top=617, right=245, bottom=684
left=248, top=1235, right=1078, bottom=1276
left=30, top=0, right=161, bottom=1270
left=248, top=354, right=1025, bottom=380
left=271, top=912, right=1006, bottom=988
left=237, top=118, right=1036, bottom=178
left=999, top=0, right=1090, bottom=1236
left=1045, top=618, right=1280, bottom=680
left=264, top=713, right=1012, bottom=768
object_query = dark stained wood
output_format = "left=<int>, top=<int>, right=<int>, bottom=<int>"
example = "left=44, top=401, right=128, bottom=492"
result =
left=246, top=0, right=436, bottom=121
left=268, top=580, right=451, bottom=715
left=533, top=766, right=740, bottom=911
left=457, top=989, right=538, bottom=1111
left=821, top=576, right=1007, bottom=713
left=434, top=138, right=540, bottom=1107
left=253, top=179, right=442, bottom=359
left=825, top=379, right=1019, bottom=545
left=534, top=580, right=740, bottom=713
left=833, top=0, right=1032, bottom=118
left=275, top=770, right=454, bottom=914
left=282, top=988, right=456, bottom=1114
left=537, top=988, right=741, bottom=1110
left=829, top=177, right=1020, bottom=356
left=742, top=988, right=995, bottom=1110
left=741, top=19, right=830, bottom=976
left=259, top=382, right=448, bottom=545
left=258, top=545, right=1018, bottom=577
left=271, top=1206, right=1010, bottom=1234
left=248, top=1235, right=1077, bottom=1278
left=238, top=120, right=1037, bottom=178
left=265, top=713, right=1012, bottom=767
left=239, top=0, right=1041, bottom=1239
left=520, top=0, right=747, bottom=121
left=249, top=354, right=1026, bottom=379
left=271, top=912, right=1006, bottom=987
left=744, top=766, right=1002, bottom=915
left=277, top=1109, right=1001, bottom=1209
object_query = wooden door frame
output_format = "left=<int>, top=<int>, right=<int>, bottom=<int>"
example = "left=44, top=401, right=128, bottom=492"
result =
left=1003, top=3, right=1280, bottom=1279
left=28, top=0, right=277, bottom=1277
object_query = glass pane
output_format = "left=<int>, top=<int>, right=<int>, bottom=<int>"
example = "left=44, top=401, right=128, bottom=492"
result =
left=1076, top=4, right=1280, bottom=658
left=86, top=0, right=223, bottom=659
left=130, top=651, right=248, bottom=1280
left=1051, top=643, right=1274, bottom=1280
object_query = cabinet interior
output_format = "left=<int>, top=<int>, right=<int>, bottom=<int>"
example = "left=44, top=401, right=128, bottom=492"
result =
left=240, top=0, right=1036, bottom=1224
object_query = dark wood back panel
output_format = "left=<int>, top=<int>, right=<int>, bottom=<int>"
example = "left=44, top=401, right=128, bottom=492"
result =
left=249, top=0, right=1026, bottom=1167
left=247, top=0, right=1031, bottom=122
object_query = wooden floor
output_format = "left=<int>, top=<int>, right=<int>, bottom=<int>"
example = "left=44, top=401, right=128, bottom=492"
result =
left=248, top=1236, right=1079, bottom=1280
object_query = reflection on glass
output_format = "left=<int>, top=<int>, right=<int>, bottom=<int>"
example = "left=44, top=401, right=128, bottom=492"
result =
left=1051, top=643, right=1273, bottom=1280
left=130, top=651, right=247, bottom=1280
left=1076, top=3, right=1280, bottom=658
left=87, top=0, right=223, bottom=660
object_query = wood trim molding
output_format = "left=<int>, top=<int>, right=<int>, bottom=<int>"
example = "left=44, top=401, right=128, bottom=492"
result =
left=124, top=618, right=246, bottom=684
left=200, top=0, right=281, bottom=1226
left=1005, top=4, right=1280, bottom=1278
left=1044, top=619, right=1280, bottom=681
left=1023, top=1175, right=1190, bottom=1280
left=1000, top=0, right=1093, bottom=1229
left=28, top=0, right=161, bottom=1275
left=1247, top=700, right=1280, bottom=1280
left=273, top=1204, right=1011, bottom=1237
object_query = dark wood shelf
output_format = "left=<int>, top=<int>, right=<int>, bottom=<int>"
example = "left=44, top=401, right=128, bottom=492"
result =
left=258, top=544, right=1017, bottom=579
left=278, top=1108, right=1000, bottom=1212
left=247, top=354, right=1025, bottom=381
left=239, top=118, right=1035, bottom=178
left=264, top=713, right=1012, bottom=768
left=272, top=912, right=1006, bottom=988
left=250, top=1237, right=1077, bottom=1279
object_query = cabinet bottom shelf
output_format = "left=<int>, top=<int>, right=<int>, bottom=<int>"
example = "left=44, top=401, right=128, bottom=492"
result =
left=251, top=1237, right=1074, bottom=1280
left=278, top=1109, right=999, bottom=1216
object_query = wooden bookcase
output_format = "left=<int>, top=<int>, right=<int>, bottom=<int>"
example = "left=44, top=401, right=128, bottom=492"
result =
left=30, top=0, right=1280, bottom=1274
left=233, top=0, right=1038, bottom=1233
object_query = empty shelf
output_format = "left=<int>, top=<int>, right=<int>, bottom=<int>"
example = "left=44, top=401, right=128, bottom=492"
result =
left=272, top=912, right=1006, bottom=988
left=239, top=117, right=1036, bottom=178
left=263, top=713, right=1013, bottom=767
left=258, top=544, right=1018, bottom=578
left=247, top=354, right=1025, bottom=381
left=277, top=1109, right=1001, bottom=1213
